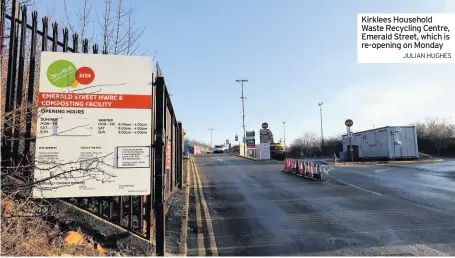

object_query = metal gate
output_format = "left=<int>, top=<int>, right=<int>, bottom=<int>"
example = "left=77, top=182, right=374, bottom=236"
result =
left=0, top=0, right=183, bottom=252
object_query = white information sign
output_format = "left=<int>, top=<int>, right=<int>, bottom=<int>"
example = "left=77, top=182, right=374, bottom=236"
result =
left=116, top=146, right=150, bottom=168
left=357, top=14, right=455, bottom=63
left=260, top=128, right=273, bottom=143
left=260, top=143, right=271, bottom=160
left=33, top=52, right=153, bottom=198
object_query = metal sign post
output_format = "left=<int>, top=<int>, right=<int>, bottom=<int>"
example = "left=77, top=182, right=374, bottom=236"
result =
left=345, top=119, right=354, bottom=162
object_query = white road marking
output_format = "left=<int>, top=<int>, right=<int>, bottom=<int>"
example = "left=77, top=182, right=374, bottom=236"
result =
left=336, top=180, right=383, bottom=196
left=375, top=168, right=391, bottom=173
left=324, top=167, right=334, bottom=175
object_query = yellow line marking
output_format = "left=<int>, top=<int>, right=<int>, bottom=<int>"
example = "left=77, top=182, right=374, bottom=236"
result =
left=194, top=157, right=219, bottom=256
left=178, top=158, right=191, bottom=256
left=192, top=158, right=206, bottom=256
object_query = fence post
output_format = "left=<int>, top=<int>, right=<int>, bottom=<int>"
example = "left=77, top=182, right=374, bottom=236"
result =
left=12, top=6, right=27, bottom=162
left=154, top=76, right=166, bottom=256
left=177, top=122, right=183, bottom=189
left=23, top=11, right=37, bottom=157
left=1, top=0, right=5, bottom=57
left=2, top=0, right=19, bottom=165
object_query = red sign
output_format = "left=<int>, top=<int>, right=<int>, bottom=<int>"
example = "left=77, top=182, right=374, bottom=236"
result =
left=345, top=119, right=353, bottom=127
left=165, top=141, right=171, bottom=170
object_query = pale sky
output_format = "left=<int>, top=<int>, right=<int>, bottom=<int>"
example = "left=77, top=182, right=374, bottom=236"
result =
left=32, top=0, right=455, bottom=146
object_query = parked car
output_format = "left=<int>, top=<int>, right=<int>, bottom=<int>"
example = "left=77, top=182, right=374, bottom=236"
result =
left=213, top=145, right=224, bottom=154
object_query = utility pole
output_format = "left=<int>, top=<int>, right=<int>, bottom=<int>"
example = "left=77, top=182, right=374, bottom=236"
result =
left=236, top=79, right=248, bottom=156
left=209, top=128, right=214, bottom=147
left=318, top=102, right=324, bottom=153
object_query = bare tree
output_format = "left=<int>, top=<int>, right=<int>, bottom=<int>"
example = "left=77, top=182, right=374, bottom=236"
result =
left=124, top=0, right=145, bottom=55
left=112, top=0, right=127, bottom=54
left=60, top=0, right=145, bottom=55
left=62, top=0, right=93, bottom=46
left=425, top=117, right=455, bottom=156
left=78, top=0, right=93, bottom=44
left=412, top=117, right=455, bottom=156
left=187, top=139, right=211, bottom=150
left=288, top=132, right=320, bottom=157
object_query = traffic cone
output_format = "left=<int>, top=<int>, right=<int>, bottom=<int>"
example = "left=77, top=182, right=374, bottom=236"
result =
left=314, top=163, right=323, bottom=180
left=287, top=158, right=293, bottom=173
left=301, top=161, right=307, bottom=176
left=293, top=160, right=297, bottom=174
left=319, top=163, right=324, bottom=179
left=298, top=160, right=304, bottom=176
left=283, top=158, right=288, bottom=172
left=304, top=162, right=309, bottom=177
left=285, top=158, right=290, bottom=172
left=308, top=162, right=314, bottom=178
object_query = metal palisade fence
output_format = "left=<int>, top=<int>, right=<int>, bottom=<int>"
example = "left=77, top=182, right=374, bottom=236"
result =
left=0, top=0, right=183, bottom=254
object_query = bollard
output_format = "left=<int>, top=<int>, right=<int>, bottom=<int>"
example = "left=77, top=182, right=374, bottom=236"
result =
left=308, top=162, right=314, bottom=178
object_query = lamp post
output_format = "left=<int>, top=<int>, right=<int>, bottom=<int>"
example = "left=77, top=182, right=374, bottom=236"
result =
left=283, top=121, right=286, bottom=148
left=236, top=79, right=248, bottom=156
left=318, top=102, right=324, bottom=153
left=209, top=128, right=214, bottom=147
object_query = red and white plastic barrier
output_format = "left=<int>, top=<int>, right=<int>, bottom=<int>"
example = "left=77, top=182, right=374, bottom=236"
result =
left=283, top=159, right=325, bottom=181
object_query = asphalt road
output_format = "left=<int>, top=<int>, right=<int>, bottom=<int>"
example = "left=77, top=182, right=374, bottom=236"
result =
left=186, top=155, right=455, bottom=256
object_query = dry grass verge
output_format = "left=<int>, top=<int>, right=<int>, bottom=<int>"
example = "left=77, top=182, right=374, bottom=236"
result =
left=1, top=194, right=102, bottom=256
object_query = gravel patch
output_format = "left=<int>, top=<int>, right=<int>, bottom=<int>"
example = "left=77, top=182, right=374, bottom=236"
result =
left=165, top=160, right=188, bottom=255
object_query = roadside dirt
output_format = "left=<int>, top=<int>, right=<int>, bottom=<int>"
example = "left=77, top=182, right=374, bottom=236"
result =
left=164, top=161, right=188, bottom=255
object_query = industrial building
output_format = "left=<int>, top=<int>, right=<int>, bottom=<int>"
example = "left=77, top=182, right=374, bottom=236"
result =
left=341, top=126, right=419, bottom=161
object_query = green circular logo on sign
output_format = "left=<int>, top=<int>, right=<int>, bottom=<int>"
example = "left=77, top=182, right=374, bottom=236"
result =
left=47, top=60, right=77, bottom=88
